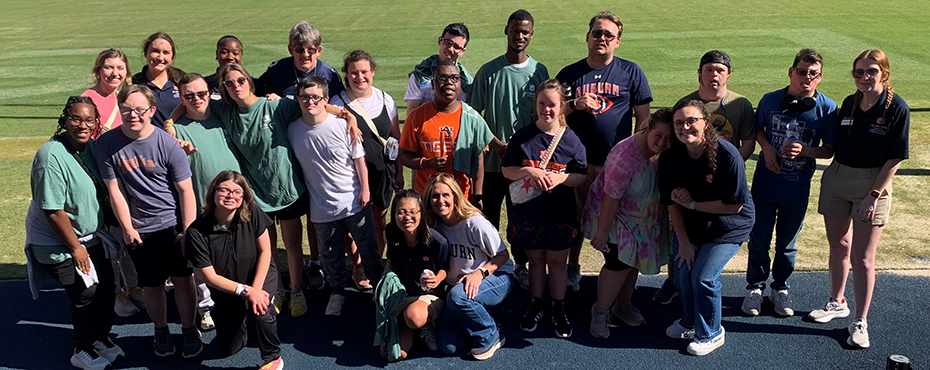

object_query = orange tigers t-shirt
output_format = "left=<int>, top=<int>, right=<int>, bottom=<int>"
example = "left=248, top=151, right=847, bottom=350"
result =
left=400, top=103, right=470, bottom=195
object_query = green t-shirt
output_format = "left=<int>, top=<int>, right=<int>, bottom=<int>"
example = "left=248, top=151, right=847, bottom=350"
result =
left=467, top=55, right=549, bottom=172
left=210, top=98, right=305, bottom=212
left=175, top=114, right=243, bottom=210
left=28, top=139, right=103, bottom=263
left=681, top=90, right=755, bottom=147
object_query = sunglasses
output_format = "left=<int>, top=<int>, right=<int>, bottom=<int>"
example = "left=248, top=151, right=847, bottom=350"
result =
left=794, top=68, right=822, bottom=79
left=223, top=77, right=249, bottom=88
left=292, top=46, right=318, bottom=55
left=590, top=30, right=618, bottom=41
left=182, top=91, right=209, bottom=101
left=440, top=38, right=465, bottom=52
left=852, top=68, right=880, bottom=79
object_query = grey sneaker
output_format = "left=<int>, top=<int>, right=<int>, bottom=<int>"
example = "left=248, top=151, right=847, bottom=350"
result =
left=420, top=324, right=439, bottom=351
left=93, top=338, right=125, bottom=363
left=566, top=263, right=582, bottom=292
left=666, top=319, right=695, bottom=339
left=769, top=289, right=795, bottom=316
left=325, top=293, right=345, bottom=317
left=181, top=326, right=203, bottom=359
left=808, top=298, right=850, bottom=323
left=741, top=289, right=763, bottom=316
left=71, top=349, right=109, bottom=370
left=114, top=291, right=140, bottom=318
left=153, top=326, right=175, bottom=357
left=847, top=319, right=870, bottom=348
left=589, top=304, right=611, bottom=339
left=652, top=278, right=679, bottom=305
left=513, top=264, right=530, bottom=290
left=610, top=303, right=645, bottom=327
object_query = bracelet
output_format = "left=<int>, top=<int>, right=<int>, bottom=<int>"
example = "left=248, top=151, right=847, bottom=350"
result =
left=689, top=200, right=696, bottom=210
left=869, top=189, right=882, bottom=198
left=234, top=284, right=245, bottom=296
left=164, top=119, right=175, bottom=127
left=418, top=157, right=426, bottom=169
left=340, top=108, right=350, bottom=119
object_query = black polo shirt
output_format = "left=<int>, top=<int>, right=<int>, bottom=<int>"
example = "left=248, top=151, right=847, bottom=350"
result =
left=386, top=229, right=449, bottom=295
left=186, top=206, right=274, bottom=286
left=834, top=90, right=910, bottom=168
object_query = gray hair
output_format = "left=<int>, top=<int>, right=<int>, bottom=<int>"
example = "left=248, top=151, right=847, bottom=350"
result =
left=289, top=21, right=321, bottom=46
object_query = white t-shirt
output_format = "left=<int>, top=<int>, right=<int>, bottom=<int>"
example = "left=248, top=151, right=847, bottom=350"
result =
left=287, top=114, right=366, bottom=223
left=436, top=215, right=514, bottom=284
left=330, top=87, right=398, bottom=121
left=403, top=74, right=467, bottom=107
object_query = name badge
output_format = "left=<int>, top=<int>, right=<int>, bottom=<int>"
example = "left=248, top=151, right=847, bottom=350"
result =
left=840, top=118, right=853, bottom=126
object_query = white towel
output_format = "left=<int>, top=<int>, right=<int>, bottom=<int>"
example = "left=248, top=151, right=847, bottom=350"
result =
left=74, top=245, right=99, bottom=288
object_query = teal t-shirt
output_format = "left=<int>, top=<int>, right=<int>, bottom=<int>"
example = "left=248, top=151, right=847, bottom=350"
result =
left=175, top=114, right=243, bottom=210
left=27, top=139, right=103, bottom=263
left=467, top=55, right=549, bottom=171
left=210, top=98, right=305, bottom=212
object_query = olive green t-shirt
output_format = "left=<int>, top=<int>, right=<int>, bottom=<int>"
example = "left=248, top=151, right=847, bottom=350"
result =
left=681, top=90, right=755, bottom=147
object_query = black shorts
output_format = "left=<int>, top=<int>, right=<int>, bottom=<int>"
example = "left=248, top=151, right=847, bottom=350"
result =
left=602, top=243, right=634, bottom=272
left=127, top=225, right=193, bottom=287
left=507, top=220, right=578, bottom=252
left=266, top=191, right=310, bottom=222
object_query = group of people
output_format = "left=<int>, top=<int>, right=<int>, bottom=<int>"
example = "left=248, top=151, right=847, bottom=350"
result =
left=24, top=8, right=910, bottom=370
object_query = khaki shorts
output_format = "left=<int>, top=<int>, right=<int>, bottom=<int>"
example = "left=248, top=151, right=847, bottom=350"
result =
left=818, top=161, right=892, bottom=226
left=395, top=294, right=443, bottom=324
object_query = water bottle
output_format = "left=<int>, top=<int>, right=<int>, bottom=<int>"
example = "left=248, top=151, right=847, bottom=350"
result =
left=420, top=269, right=434, bottom=291
left=782, top=119, right=800, bottom=169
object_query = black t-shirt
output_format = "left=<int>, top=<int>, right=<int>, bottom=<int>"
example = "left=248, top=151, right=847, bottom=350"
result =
left=833, top=90, right=910, bottom=168
left=501, top=124, right=587, bottom=225
left=186, top=206, right=275, bottom=287
left=658, top=139, right=754, bottom=244
left=385, top=229, right=449, bottom=296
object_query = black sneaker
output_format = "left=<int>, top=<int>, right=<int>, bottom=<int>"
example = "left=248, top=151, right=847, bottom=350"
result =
left=181, top=326, right=203, bottom=359
left=652, top=278, right=679, bottom=305
left=552, top=310, right=572, bottom=338
left=520, top=304, right=543, bottom=332
left=153, top=326, right=175, bottom=357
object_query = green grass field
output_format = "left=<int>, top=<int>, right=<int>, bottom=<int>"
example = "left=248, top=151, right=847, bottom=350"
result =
left=1, top=0, right=928, bottom=279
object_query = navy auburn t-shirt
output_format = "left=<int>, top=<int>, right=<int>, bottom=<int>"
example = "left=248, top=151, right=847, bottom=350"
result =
left=658, top=139, right=754, bottom=244
left=833, top=90, right=910, bottom=169
left=555, top=57, right=652, bottom=165
left=501, top=124, right=587, bottom=225
left=256, top=57, right=345, bottom=99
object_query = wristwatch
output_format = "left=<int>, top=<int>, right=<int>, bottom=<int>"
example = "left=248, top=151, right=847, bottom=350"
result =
left=236, top=284, right=249, bottom=297
left=479, top=267, right=490, bottom=278
left=869, top=189, right=882, bottom=198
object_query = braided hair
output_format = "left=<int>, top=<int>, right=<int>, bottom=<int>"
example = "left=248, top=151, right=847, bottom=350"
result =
left=850, top=49, right=894, bottom=125
left=671, top=99, right=720, bottom=174
left=54, top=96, right=99, bottom=137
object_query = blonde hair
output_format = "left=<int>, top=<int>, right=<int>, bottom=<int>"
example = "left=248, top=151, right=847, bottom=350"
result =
left=217, top=63, right=256, bottom=104
left=422, top=173, right=481, bottom=227
left=91, top=48, right=131, bottom=89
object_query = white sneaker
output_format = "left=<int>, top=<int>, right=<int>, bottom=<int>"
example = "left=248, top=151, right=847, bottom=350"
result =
left=687, top=327, right=725, bottom=356
left=808, top=298, right=850, bottom=323
left=420, top=324, right=439, bottom=351
left=200, top=311, right=215, bottom=331
left=513, top=264, right=530, bottom=290
left=741, top=289, right=763, bottom=316
left=325, top=293, right=345, bottom=317
left=769, top=289, right=794, bottom=316
left=114, top=291, right=140, bottom=317
left=93, top=339, right=125, bottom=363
left=847, top=319, right=870, bottom=348
left=666, top=319, right=695, bottom=339
left=70, top=349, right=109, bottom=370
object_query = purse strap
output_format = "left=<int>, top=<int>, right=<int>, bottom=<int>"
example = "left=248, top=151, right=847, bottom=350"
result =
left=344, top=90, right=387, bottom=146
left=537, top=127, right=566, bottom=170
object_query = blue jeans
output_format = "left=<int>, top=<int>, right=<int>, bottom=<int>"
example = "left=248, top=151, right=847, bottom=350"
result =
left=313, top=209, right=384, bottom=290
left=438, top=260, right=513, bottom=355
left=745, top=191, right=806, bottom=291
left=674, top=240, right=740, bottom=340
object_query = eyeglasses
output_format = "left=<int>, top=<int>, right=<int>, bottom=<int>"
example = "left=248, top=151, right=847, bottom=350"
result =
left=216, top=187, right=244, bottom=198
left=67, top=115, right=97, bottom=126
left=297, top=94, right=326, bottom=104
left=590, top=30, right=618, bottom=42
left=794, top=68, right=822, bottom=79
left=852, top=68, right=880, bottom=79
left=119, top=106, right=152, bottom=117
left=292, top=46, right=318, bottom=55
left=672, top=117, right=705, bottom=129
left=223, top=77, right=249, bottom=88
left=435, top=74, right=462, bottom=84
left=182, top=91, right=209, bottom=101
left=440, top=38, right=465, bottom=52
left=395, top=209, right=421, bottom=218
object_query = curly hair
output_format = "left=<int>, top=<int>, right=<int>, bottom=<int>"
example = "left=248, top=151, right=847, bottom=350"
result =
left=55, top=96, right=99, bottom=137
left=672, top=99, right=720, bottom=174
left=341, top=49, right=377, bottom=89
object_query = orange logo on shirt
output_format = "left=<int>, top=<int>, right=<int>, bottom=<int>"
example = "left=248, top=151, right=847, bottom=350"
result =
left=117, top=155, right=158, bottom=174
